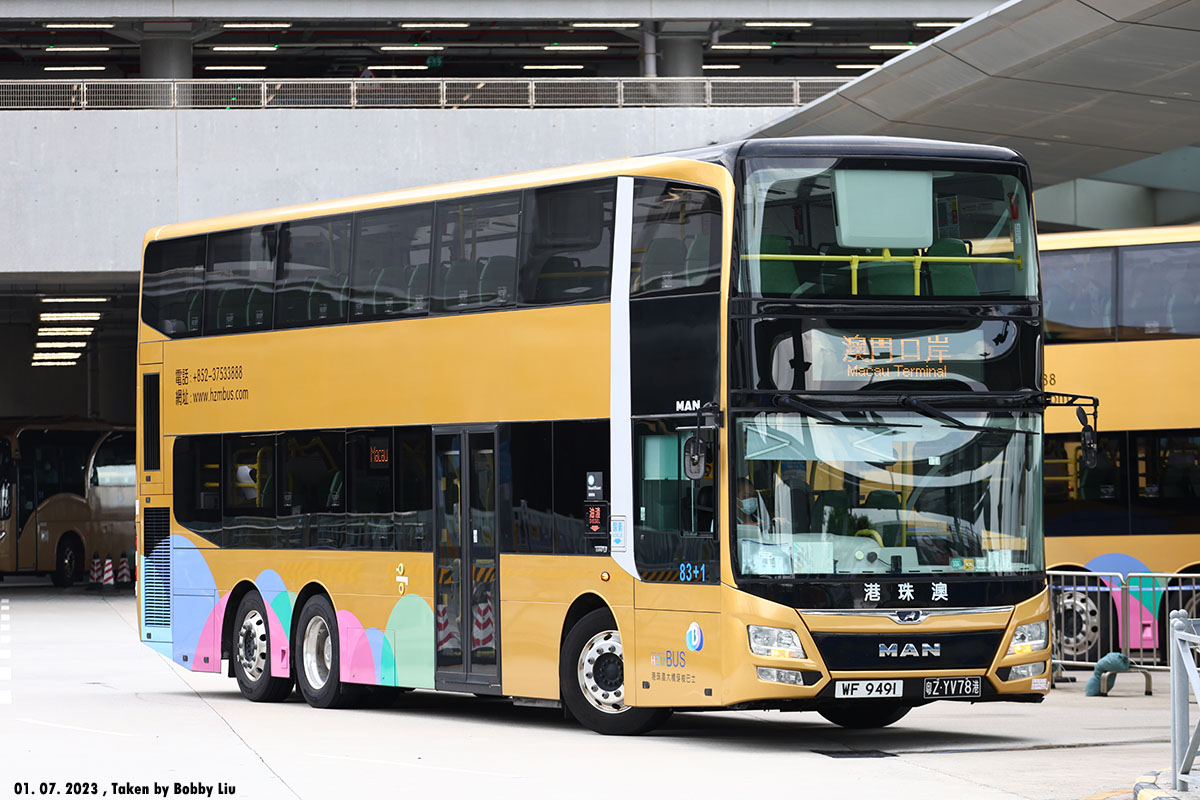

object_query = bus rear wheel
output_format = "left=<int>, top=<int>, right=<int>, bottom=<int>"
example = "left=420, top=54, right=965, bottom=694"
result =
left=559, top=608, right=671, bottom=736
left=232, top=592, right=294, bottom=702
left=818, top=702, right=911, bottom=729
left=50, top=537, right=81, bottom=587
left=295, top=595, right=354, bottom=709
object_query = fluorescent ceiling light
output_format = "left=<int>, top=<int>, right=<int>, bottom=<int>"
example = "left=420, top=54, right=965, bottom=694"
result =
left=44, top=23, right=115, bottom=29
left=38, top=327, right=94, bottom=336
left=40, top=312, right=101, bottom=322
left=381, top=45, right=444, bottom=50
left=711, top=44, right=772, bottom=50
left=212, top=45, right=278, bottom=52
left=745, top=21, right=812, bottom=27
left=400, top=22, right=470, bottom=28
left=45, top=46, right=110, bottom=52
left=204, top=65, right=267, bottom=71
left=544, top=45, right=609, bottom=51
left=33, top=351, right=82, bottom=360
left=36, top=341, right=87, bottom=348
left=836, top=63, right=882, bottom=69
left=368, top=65, right=429, bottom=70
left=915, top=21, right=963, bottom=28
left=39, top=297, right=109, bottom=303
left=870, top=44, right=916, bottom=50
left=702, top=64, right=741, bottom=70
left=32, top=361, right=79, bottom=367
left=522, top=64, right=585, bottom=70
left=44, top=66, right=106, bottom=71
left=571, top=22, right=640, bottom=28
left=222, top=22, right=292, bottom=29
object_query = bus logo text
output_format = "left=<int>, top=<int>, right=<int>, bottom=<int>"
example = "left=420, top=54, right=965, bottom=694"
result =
left=879, top=643, right=941, bottom=658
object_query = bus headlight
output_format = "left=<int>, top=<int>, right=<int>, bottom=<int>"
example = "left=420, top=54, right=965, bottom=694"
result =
left=1007, top=621, right=1048, bottom=656
left=1008, top=661, right=1047, bottom=680
left=748, top=625, right=805, bottom=659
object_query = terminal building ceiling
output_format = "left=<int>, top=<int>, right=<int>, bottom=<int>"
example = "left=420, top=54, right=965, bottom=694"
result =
left=0, top=6, right=991, bottom=79
left=755, top=0, right=1200, bottom=230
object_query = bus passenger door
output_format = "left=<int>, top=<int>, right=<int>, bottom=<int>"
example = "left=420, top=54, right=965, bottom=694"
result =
left=434, top=429, right=500, bottom=694
left=16, top=460, right=37, bottom=571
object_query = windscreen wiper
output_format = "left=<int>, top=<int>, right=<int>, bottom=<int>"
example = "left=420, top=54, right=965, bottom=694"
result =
left=773, top=395, right=918, bottom=428
left=898, top=395, right=1015, bottom=434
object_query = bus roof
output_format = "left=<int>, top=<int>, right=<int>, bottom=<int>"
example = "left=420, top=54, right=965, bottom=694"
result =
left=145, top=135, right=1028, bottom=245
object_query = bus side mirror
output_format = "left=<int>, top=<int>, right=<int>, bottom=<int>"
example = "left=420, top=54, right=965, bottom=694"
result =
left=683, top=435, right=707, bottom=481
left=1077, top=407, right=1098, bottom=469
left=0, top=482, right=10, bottom=520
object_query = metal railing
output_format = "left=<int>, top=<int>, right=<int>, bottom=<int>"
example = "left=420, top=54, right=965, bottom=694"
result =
left=0, top=77, right=848, bottom=111
left=1050, top=570, right=1200, bottom=672
left=1169, top=610, right=1199, bottom=791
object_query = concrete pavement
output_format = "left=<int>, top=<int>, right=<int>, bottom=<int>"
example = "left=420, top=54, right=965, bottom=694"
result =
left=0, top=579, right=1181, bottom=800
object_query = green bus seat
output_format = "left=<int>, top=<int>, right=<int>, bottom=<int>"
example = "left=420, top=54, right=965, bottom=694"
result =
left=479, top=255, right=516, bottom=305
left=372, top=266, right=409, bottom=316
left=927, top=238, right=979, bottom=296
left=441, top=259, right=479, bottom=309
left=639, top=238, right=686, bottom=292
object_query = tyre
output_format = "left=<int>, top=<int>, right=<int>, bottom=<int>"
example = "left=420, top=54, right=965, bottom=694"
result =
left=818, top=703, right=911, bottom=729
left=294, top=594, right=354, bottom=709
left=1055, top=589, right=1112, bottom=663
left=50, top=537, right=81, bottom=588
left=559, top=608, right=671, bottom=736
left=232, top=592, right=294, bottom=702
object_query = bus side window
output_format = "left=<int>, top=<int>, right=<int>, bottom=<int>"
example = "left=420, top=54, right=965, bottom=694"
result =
left=349, top=204, right=434, bottom=321
left=630, top=180, right=721, bottom=297
left=518, top=180, right=615, bottom=306
left=347, top=428, right=394, bottom=550
left=278, top=430, right=345, bottom=549
left=276, top=215, right=352, bottom=328
left=1043, top=432, right=1127, bottom=537
left=505, top=422, right=554, bottom=554
left=632, top=419, right=719, bottom=582
left=395, top=427, right=433, bottom=551
left=142, top=235, right=206, bottom=337
left=552, top=420, right=609, bottom=555
left=205, top=226, right=277, bottom=335
left=92, top=432, right=136, bottom=486
left=173, top=435, right=222, bottom=542
left=223, top=433, right=277, bottom=548
left=433, top=193, right=520, bottom=313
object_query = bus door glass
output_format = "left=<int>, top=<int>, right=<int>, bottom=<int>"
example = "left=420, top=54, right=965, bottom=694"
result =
left=434, top=429, right=499, bottom=688
left=16, top=446, right=38, bottom=570
left=0, top=437, right=11, bottom=563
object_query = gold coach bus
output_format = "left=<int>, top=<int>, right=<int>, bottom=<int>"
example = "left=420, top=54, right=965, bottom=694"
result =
left=0, top=420, right=136, bottom=585
left=136, top=136, right=1071, bottom=734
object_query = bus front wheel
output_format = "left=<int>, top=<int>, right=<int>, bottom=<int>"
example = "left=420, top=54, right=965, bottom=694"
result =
left=232, top=592, right=294, bottom=702
left=294, top=595, right=354, bottom=709
left=559, top=608, right=671, bottom=736
left=818, top=702, right=911, bottom=729
left=50, top=537, right=81, bottom=588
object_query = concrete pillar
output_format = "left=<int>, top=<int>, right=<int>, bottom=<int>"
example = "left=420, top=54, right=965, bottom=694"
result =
left=140, top=38, right=192, bottom=79
left=660, top=38, right=703, bottom=77
left=642, top=26, right=658, bottom=77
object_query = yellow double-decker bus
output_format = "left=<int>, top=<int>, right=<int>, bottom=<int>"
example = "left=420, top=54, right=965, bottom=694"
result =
left=1042, top=224, right=1200, bottom=660
left=137, top=136, right=1061, bottom=734
left=0, top=420, right=135, bottom=585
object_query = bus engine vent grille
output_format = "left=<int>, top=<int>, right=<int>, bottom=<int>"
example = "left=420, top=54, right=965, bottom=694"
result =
left=142, top=507, right=171, bottom=628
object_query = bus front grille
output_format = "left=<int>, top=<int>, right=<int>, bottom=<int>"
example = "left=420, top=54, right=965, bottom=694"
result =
left=142, top=507, right=171, bottom=628
left=811, top=631, right=1005, bottom=671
